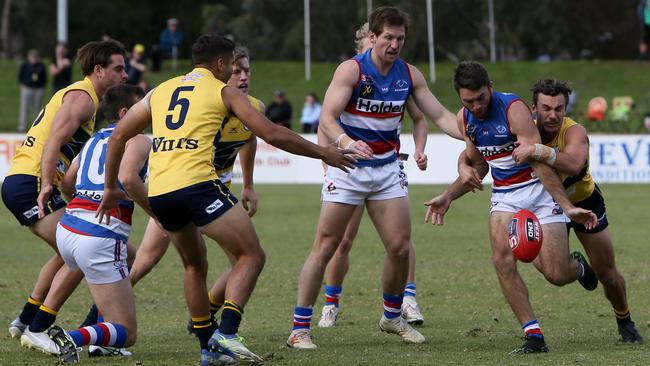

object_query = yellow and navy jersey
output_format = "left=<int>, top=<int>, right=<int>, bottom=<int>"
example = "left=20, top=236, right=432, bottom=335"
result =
left=148, top=68, right=230, bottom=196
left=7, top=77, right=98, bottom=185
left=214, top=95, right=261, bottom=187
left=545, top=117, right=595, bottom=203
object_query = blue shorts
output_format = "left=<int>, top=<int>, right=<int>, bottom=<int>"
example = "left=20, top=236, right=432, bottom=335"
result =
left=568, top=186, right=608, bottom=234
left=149, top=180, right=238, bottom=231
left=1, top=174, right=66, bottom=226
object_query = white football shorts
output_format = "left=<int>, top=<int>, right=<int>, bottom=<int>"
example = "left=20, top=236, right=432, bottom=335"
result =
left=490, top=181, right=568, bottom=224
left=56, top=224, right=129, bottom=285
left=322, top=160, right=408, bottom=205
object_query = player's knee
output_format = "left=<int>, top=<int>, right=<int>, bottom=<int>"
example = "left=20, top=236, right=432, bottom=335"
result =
left=386, top=241, right=410, bottom=262
left=596, top=267, right=622, bottom=288
left=313, top=240, right=339, bottom=263
left=337, top=237, right=354, bottom=255
left=491, top=253, right=517, bottom=277
left=185, top=256, right=209, bottom=277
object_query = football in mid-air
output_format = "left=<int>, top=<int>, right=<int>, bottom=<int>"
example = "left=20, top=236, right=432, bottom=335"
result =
left=508, top=209, right=543, bottom=263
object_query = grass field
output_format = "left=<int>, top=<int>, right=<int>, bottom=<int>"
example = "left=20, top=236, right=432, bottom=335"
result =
left=0, top=184, right=648, bottom=365
left=2, top=59, right=650, bottom=133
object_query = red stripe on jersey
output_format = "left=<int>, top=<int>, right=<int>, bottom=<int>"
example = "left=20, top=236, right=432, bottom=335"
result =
left=483, top=150, right=513, bottom=161
left=67, top=198, right=133, bottom=225
left=97, top=323, right=111, bottom=346
left=366, top=140, right=398, bottom=155
left=493, top=168, right=535, bottom=187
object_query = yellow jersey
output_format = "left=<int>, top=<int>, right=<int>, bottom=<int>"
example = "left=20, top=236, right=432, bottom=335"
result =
left=214, top=95, right=261, bottom=187
left=148, top=68, right=230, bottom=196
left=545, top=117, right=595, bottom=203
left=7, top=77, right=98, bottom=185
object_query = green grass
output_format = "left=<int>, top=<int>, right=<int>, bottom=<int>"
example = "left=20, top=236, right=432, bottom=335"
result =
left=3, top=59, right=650, bottom=133
left=1, top=184, right=648, bottom=365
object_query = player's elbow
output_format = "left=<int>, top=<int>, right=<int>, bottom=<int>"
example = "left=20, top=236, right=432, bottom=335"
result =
left=119, top=174, right=140, bottom=196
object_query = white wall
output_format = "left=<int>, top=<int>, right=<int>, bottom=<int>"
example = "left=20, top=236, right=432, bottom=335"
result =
left=0, top=134, right=648, bottom=184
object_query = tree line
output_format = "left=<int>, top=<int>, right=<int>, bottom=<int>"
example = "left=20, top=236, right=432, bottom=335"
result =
left=1, top=0, right=642, bottom=61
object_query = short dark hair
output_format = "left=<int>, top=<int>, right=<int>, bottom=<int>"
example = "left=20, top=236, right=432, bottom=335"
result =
left=191, top=34, right=235, bottom=66
left=101, top=84, right=145, bottom=122
left=531, top=79, right=572, bottom=107
left=453, top=61, right=491, bottom=92
left=369, top=6, right=409, bottom=36
left=76, top=40, right=125, bottom=76
left=233, top=46, right=250, bottom=63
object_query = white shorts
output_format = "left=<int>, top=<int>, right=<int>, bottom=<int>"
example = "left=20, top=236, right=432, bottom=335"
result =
left=56, top=224, right=129, bottom=285
left=321, top=160, right=408, bottom=205
left=490, top=181, right=568, bottom=224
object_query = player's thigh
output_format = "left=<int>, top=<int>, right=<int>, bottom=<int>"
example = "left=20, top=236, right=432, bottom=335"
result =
left=317, top=201, right=362, bottom=243
left=136, top=218, right=172, bottom=264
left=489, top=211, right=516, bottom=259
left=87, top=279, right=136, bottom=330
left=366, top=197, right=411, bottom=250
left=533, top=222, right=569, bottom=271
left=30, top=208, right=65, bottom=249
left=168, top=224, right=207, bottom=267
left=576, top=228, right=616, bottom=270
left=199, top=202, right=262, bottom=258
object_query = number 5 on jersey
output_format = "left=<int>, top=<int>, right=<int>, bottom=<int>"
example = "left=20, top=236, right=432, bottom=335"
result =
left=166, top=86, right=195, bottom=130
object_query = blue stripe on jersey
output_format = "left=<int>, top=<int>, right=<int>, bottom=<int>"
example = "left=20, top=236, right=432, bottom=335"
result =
left=60, top=213, right=128, bottom=242
left=341, top=123, right=399, bottom=143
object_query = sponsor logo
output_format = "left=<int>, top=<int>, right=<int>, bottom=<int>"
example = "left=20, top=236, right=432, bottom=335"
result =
left=205, top=199, right=224, bottom=214
left=326, top=182, right=336, bottom=192
left=496, top=125, right=507, bottom=134
left=381, top=87, right=389, bottom=93
left=396, top=79, right=408, bottom=88
left=361, top=84, right=374, bottom=96
left=483, top=130, right=489, bottom=135
left=356, top=98, right=405, bottom=114
left=477, top=142, right=515, bottom=158
left=152, top=137, right=199, bottom=152
left=76, top=189, right=104, bottom=201
left=508, top=218, right=518, bottom=249
left=361, top=74, right=374, bottom=83
left=552, top=204, right=563, bottom=215
left=525, top=219, right=535, bottom=241
left=23, top=206, right=39, bottom=219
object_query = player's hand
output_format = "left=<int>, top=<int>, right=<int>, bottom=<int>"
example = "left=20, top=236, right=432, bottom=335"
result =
left=322, top=144, right=357, bottom=173
left=424, top=193, right=452, bottom=226
left=458, top=163, right=483, bottom=192
left=344, top=140, right=373, bottom=160
left=241, top=186, right=258, bottom=217
left=37, top=184, right=54, bottom=219
left=96, top=187, right=128, bottom=225
left=565, top=206, right=598, bottom=230
left=414, top=151, right=428, bottom=171
left=512, top=141, right=535, bottom=165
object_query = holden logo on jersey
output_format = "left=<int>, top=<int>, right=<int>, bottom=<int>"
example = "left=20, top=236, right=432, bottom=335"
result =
left=356, top=98, right=405, bottom=114
left=496, top=125, right=507, bottom=134
left=478, top=141, right=515, bottom=158
left=394, top=79, right=409, bottom=92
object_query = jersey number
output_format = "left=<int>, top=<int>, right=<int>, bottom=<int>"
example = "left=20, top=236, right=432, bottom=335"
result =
left=166, top=86, right=195, bottom=130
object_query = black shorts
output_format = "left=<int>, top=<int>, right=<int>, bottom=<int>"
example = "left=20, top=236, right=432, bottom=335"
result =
left=1, top=174, right=66, bottom=226
left=568, top=186, right=608, bottom=234
left=149, top=180, right=238, bottom=231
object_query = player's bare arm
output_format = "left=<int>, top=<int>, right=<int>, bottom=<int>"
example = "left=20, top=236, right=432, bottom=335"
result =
left=239, top=135, right=258, bottom=217
left=319, top=60, right=373, bottom=158
left=455, top=110, right=488, bottom=191
left=97, top=101, right=152, bottom=224
left=508, top=101, right=597, bottom=228
left=60, top=157, right=79, bottom=201
left=37, top=90, right=95, bottom=217
left=119, top=134, right=155, bottom=219
left=406, top=97, right=428, bottom=170
left=222, top=86, right=356, bottom=172
left=408, top=65, right=463, bottom=140
left=513, top=124, right=588, bottom=176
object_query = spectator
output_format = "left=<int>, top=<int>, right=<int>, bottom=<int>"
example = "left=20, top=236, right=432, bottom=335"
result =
left=159, top=18, right=184, bottom=68
left=639, top=0, right=650, bottom=59
left=49, top=42, right=72, bottom=93
left=266, top=90, right=293, bottom=129
left=299, top=92, right=321, bottom=133
left=126, top=44, right=147, bottom=85
left=18, top=50, right=47, bottom=132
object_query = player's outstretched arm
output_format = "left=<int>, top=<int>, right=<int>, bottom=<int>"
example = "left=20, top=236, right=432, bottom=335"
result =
left=97, top=102, right=152, bottom=224
left=222, top=86, right=356, bottom=172
left=406, top=97, right=428, bottom=170
left=119, top=134, right=155, bottom=219
left=513, top=124, right=588, bottom=177
left=408, top=65, right=463, bottom=140
left=37, top=90, right=95, bottom=218
left=508, top=101, right=596, bottom=229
